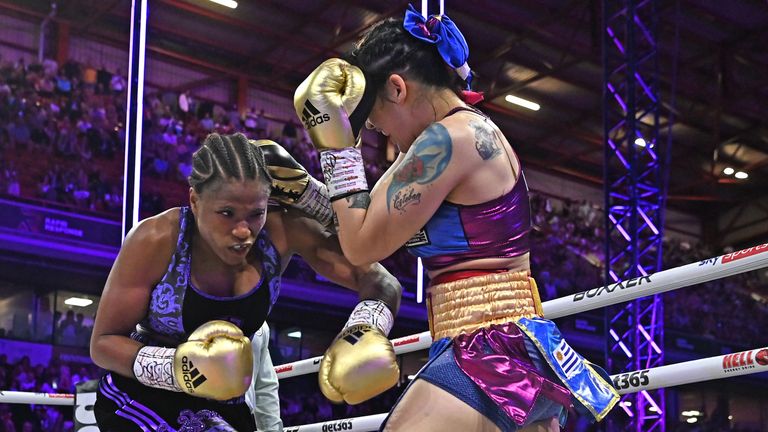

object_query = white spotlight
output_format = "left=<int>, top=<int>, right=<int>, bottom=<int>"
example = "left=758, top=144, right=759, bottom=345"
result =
left=723, top=167, right=735, bottom=175
left=734, top=171, right=748, bottom=179
left=634, top=138, right=647, bottom=147
left=64, top=297, right=93, bottom=307
left=209, top=0, right=237, bottom=8
left=287, top=331, right=302, bottom=339
left=505, top=95, right=540, bottom=111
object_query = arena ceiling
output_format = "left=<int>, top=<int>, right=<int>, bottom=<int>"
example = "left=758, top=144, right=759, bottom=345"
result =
left=3, top=0, right=768, bottom=224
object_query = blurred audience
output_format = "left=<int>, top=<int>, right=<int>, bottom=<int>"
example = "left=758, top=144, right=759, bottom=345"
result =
left=1, top=53, right=767, bottom=431
left=0, top=354, right=100, bottom=431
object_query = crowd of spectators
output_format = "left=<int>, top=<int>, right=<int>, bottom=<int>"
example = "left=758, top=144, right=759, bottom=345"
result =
left=1, top=53, right=767, bottom=431
left=0, top=290, right=95, bottom=348
left=2, top=54, right=766, bottom=345
left=1, top=310, right=93, bottom=348
left=0, top=354, right=99, bottom=432
left=0, top=55, right=126, bottom=215
left=529, top=192, right=768, bottom=347
left=0, top=54, right=392, bottom=219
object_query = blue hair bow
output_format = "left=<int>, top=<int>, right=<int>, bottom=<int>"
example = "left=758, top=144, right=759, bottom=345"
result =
left=403, top=4, right=473, bottom=89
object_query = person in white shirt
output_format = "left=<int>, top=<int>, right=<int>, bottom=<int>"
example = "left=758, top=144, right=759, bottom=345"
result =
left=246, top=322, right=283, bottom=432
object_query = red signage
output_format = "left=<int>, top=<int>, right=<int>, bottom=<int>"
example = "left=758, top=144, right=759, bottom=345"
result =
left=722, top=351, right=754, bottom=369
left=275, top=364, right=294, bottom=374
left=756, top=349, right=768, bottom=366
left=46, top=393, right=75, bottom=399
left=393, top=336, right=421, bottom=347
left=721, top=244, right=768, bottom=264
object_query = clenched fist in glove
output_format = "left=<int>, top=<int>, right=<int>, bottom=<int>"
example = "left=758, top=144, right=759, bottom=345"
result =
left=319, top=300, right=399, bottom=405
left=252, top=139, right=333, bottom=227
left=293, top=58, right=373, bottom=150
left=132, top=320, right=253, bottom=400
left=293, top=58, right=376, bottom=201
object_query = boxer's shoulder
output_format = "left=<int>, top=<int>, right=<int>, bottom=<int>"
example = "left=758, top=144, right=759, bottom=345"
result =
left=124, top=208, right=180, bottom=257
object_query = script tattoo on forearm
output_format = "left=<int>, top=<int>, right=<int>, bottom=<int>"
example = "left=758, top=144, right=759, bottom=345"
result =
left=470, top=119, right=501, bottom=160
left=392, top=187, right=422, bottom=214
left=345, top=192, right=371, bottom=209
left=386, top=123, right=452, bottom=213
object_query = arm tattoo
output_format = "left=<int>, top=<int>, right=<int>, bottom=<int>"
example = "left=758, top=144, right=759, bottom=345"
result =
left=345, top=192, right=371, bottom=209
left=386, top=123, right=452, bottom=213
left=470, top=119, right=501, bottom=160
left=392, top=186, right=422, bottom=214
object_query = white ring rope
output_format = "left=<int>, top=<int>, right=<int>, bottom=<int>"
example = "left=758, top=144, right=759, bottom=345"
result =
left=277, top=242, right=768, bottom=378
left=283, top=413, right=388, bottom=432
left=0, top=391, right=75, bottom=405
left=543, top=242, right=768, bottom=319
left=282, top=346, right=768, bottom=431
left=3, top=346, right=766, bottom=430
left=0, top=243, right=766, bottom=431
left=3, top=345, right=766, bottom=406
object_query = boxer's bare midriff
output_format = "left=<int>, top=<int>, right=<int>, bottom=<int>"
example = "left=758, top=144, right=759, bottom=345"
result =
left=428, top=252, right=530, bottom=279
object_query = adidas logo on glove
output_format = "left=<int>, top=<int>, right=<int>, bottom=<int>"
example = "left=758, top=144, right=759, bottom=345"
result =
left=180, top=356, right=208, bottom=392
left=301, top=100, right=331, bottom=129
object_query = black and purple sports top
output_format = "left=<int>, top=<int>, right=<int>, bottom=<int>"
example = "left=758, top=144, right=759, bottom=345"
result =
left=405, top=107, right=532, bottom=271
left=133, top=206, right=281, bottom=345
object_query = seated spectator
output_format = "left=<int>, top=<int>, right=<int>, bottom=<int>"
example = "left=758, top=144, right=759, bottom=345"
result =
left=75, top=313, right=90, bottom=346
left=200, top=112, right=214, bottom=131
left=55, top=74, right=72, bottom=95
left=177, top=153, right=193, bottom=181
left=34, top=297, right=54, bottom=343
left=8, top=115, right=31, bottom=150
left=56, top=310, right=78, bottom=345
left=255, top=108, right=268, bottom=138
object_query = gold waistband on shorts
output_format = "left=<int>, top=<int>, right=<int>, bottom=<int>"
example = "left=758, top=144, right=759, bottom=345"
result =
left=427, top=270, right=543, bottom=340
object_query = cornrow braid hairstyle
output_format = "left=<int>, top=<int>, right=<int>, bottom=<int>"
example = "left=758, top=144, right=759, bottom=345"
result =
left=188, top=132, right=272, bottom=194
left=347, top=18, right=465, bottom=98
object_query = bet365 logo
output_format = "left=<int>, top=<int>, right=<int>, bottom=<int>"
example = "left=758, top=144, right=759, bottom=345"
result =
left=301, top=100, right=331, bottom=129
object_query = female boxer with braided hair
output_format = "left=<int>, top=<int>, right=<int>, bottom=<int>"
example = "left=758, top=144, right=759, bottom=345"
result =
left=294, top=6, right=619, bottom=432
left=91, top=132, right=401, bottom=431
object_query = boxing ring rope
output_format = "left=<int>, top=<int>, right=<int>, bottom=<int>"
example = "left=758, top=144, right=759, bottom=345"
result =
left=3, top=345, right=767, bottom=431
left=279, top=345, right=768, bottom=431
left=0, top=243, right=766, bottom=430
left=0, top=392, right=75, bottom=405
left=277, top=242, right=768, bottom=378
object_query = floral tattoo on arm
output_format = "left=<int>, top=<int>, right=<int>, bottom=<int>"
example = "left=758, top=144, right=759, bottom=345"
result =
left=386, top=123, right=452, bottom=214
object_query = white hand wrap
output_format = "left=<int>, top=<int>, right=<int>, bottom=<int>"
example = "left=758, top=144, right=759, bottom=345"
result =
left=132, top=346, right=181, bottom=392
left=320, top=147, right=369, bottom=201
left=293, top=176, right=333, bottom=227
left=344, top=300, right=394, bottom=336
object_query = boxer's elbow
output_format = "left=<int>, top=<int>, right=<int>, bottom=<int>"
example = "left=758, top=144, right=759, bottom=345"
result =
left=345, top=249, right=376, bottom=267
left=90, top=334, right=142, bottom=377
left=338, top=233, right=391, bottom=267
left=89, top=335, right=109, bottom=370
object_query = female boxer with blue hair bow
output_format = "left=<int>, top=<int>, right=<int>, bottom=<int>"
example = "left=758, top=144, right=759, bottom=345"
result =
left=294, top=5, right=619, bottom=431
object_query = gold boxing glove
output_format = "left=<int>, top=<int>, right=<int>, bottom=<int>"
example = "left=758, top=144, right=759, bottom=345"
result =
left=293, top=58, right=372, bottom=151
left=252, top=139, right=333, bottom=227
left=133, top=320, right=253, bottom=401
left=294, top=59, right=376, bottom=200
left=319, top=300, right=399, bottom=405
